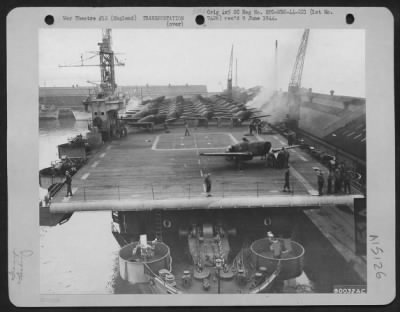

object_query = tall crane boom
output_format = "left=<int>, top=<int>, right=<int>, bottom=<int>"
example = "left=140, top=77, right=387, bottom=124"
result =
left=227, top=45, right=234, bottom=93
left=235, top=58, right=238, bottom=87
left=274, top=40, right=278, bottom=91
left=289, top=29, right=310, bottom=89
left=286, top=29, right=310, bottom=129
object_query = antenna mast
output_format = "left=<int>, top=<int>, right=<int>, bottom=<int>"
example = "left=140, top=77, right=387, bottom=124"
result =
left=274, top=40, right=278, bottom=92
left=98, top=29, right=116, bottom=95
left=59, top=28, right=125, bottom=96
left=235, top=58, right=238, bottom=87
left=227, top=45, right=234, bottom=94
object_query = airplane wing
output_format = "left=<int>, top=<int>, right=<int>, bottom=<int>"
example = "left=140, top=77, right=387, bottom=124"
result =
left=179, top=115, right=207, bottom=120
left=270, top=145, right=301, bottom=153
left=213, top=116, right=234, bottom=120
left=200, top=152, right=253, bottom=157
left=248, top=114, right=271, bottom=119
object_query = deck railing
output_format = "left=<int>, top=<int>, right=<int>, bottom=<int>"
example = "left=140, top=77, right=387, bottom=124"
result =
left=76, top=179, right=308, bottom=202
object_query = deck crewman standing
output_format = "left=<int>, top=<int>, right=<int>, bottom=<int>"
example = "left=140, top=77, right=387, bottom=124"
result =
left=204, top=173, right=212, bottom=197
left=327, top=170, right=333, bottom=194
left=266, top=152, right=276, bottom=168
left=343, top=169, right=352, bottom=194
left=334, top=167, right=342, bottom=193
left=283, top=167, right=291, bottom=192
left=65, top=170, right=73, bottom=197
left=317, top=170, right=324, bottom=196
left=184, top=121, right=191, bottom=136
left=276, top=148, right=287, bottom=169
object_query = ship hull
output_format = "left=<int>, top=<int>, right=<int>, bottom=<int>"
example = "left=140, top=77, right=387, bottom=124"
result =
left=39, top=110, right=59, bottom=120
left=72, top=110, right=92, bottom=121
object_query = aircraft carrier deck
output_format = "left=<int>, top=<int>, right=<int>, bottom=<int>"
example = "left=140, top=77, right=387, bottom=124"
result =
left=51, top=127, right=317, bottom=203
left=45, top=123, right=366, bottom=289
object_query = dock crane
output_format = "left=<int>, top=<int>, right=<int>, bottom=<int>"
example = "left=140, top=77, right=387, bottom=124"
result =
left=226, top=45, right=234, bottom=98
left=235, top=58, right=238, bottom=88
left=287, top=29, right=310, bottom=129
left=60, top=29, right=128, bottom=140
left=274, top=40, right=278, bottom=92
left=289, top=29, right=310, bottom=89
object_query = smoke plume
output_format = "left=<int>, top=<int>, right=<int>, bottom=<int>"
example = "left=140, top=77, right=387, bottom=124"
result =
left=246, top=87, right=289, bottom=124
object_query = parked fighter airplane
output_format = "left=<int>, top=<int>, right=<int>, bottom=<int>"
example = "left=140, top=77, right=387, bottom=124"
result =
left=210, top=94, right=270, bottom=122
left=200, top=138, right=300, bottom=163
left=234, top=110, right=270, bottom=122
left=122, top=96, right=177, bottom=127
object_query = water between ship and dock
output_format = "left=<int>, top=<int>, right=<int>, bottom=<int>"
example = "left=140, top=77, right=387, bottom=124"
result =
left=40, top=119, right=117, bottom=293
left=39, top=119, right=364, bottom=294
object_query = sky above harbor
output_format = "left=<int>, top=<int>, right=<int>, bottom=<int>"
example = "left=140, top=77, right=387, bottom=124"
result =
left=39, top=28, right=365, bottom=97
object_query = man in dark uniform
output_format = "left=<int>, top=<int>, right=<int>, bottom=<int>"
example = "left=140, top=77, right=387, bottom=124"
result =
left=65, top=170, right=73, bottom=197
left=327, top=170, right=333, bottom=194
left=266, top=152, right=276, bottom=168
left=317, top=170, right=324, bottom=196
left=288, top=133, right=293, bottom=146
left=283, top=147, right=290, bottom=168
left=283, top=167, right=291, bottom=192
left=334, top=167, right=342, bottom=193
left=257, top=122, right=262, bottom=135
left=276, top=148, right=286, bottom=169
left=184, top=121, right=190, bottom=136
left=204, top=173, right=212, bottom=197
left=343, top=170, right=352, bottom=194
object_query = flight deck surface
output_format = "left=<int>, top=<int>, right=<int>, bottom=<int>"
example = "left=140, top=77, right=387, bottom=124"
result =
left=51, top=125, right=324, bottom=204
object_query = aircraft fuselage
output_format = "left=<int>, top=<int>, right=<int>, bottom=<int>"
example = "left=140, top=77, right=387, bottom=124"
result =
left=226, top=141, right=272, bottom=161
